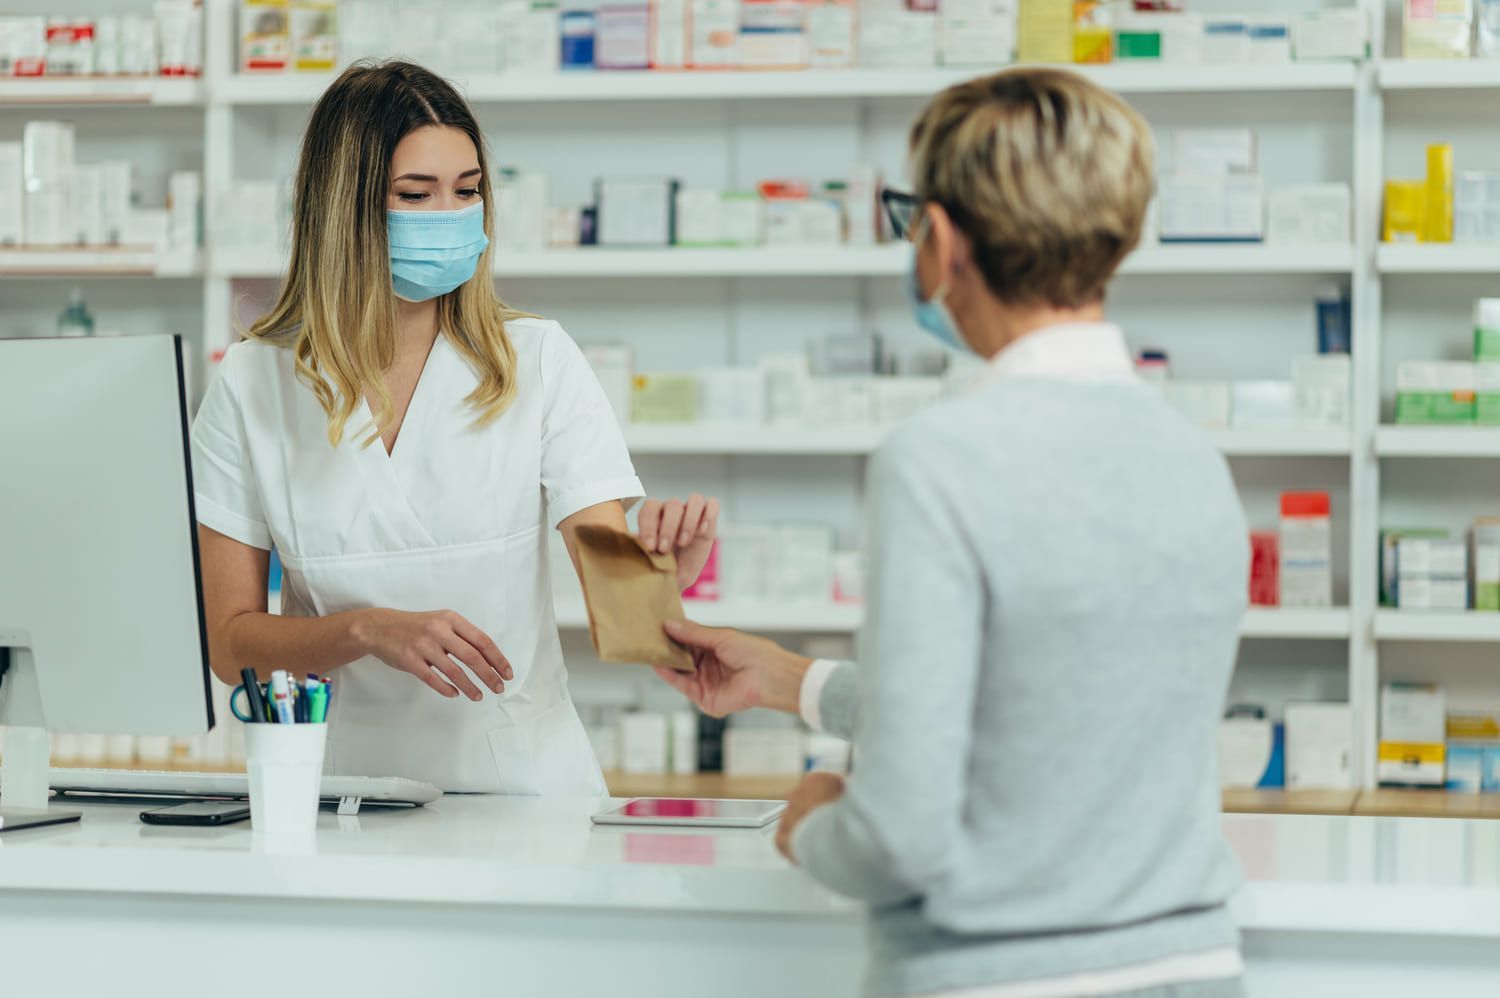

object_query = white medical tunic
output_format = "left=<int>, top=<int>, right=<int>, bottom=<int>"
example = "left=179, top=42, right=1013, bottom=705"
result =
left=190, top=318, right=644, bottom=794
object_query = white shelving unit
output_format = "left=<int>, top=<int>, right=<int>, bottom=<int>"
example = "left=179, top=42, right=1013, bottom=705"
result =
left=14, top=0, right=1478, bottom=787
left=0, top=249, right=202, bottom=279
left=210, top=62, right=1358, bottom=107
left=0, top=77, right=204, bottom=107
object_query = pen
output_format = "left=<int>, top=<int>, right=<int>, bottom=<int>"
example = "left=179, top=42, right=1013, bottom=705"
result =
left=269, top=670, right=295, bottom=724
left=240, top=667, right=267, bottom=723
left=308, top=681, right=328, bottom=724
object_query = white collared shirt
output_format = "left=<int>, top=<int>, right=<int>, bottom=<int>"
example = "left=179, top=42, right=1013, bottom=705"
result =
left=795, top=321, right=1242, bottom=996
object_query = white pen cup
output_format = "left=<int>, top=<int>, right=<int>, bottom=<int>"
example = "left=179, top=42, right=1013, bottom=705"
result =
left=244, top=722, right=327, bottom=853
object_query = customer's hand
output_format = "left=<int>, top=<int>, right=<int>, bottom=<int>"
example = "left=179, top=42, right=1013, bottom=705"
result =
left=654, top=620, right=812, bottom=717
left=637, top=494, right=720, bottom=590
left=351, top=608, right=512, bottom=701
left=776, top=772, right=846, bottom=863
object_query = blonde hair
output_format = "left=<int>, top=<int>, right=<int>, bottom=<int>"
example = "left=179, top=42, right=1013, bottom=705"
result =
left=908, top=67, right=1155, bottom=309
left=246, top=60, right=530, bottom=446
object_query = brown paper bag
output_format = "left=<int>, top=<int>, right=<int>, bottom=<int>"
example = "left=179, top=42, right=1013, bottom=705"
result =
left=572, top=525, right=695, bottom=672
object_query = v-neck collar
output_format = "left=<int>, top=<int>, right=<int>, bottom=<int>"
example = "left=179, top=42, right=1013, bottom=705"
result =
left=364, top=332, right=445, bottom=464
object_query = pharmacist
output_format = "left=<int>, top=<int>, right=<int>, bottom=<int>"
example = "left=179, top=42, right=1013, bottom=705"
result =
left=659, top=69, right=1249, bottom=998
left=190, top=62, right=715, bottom=796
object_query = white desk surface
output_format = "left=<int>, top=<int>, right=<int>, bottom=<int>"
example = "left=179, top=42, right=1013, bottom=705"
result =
left=4, top=796, right=1500, bottom=937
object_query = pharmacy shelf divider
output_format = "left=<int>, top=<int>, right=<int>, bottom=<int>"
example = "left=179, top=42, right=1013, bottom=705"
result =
left=1376, top=244, right=1500, bottom=274
left=0, top=248, right=202, bottom=278
left=1374, top=426, right=1500, bottom=457
left=210, top=62, right=1358, bottom=108
left=0, top=77, right=204, bottom=107
left=618, top=424, right=1352, bottom=458
left=209, top=244, right=1355, bottom=281
left=1378, top=59, right=1500, bottom=90
left=1373, top=610, right=1500, bottom=642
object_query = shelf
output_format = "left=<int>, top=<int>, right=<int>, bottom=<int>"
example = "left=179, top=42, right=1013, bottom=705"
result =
left=1376, top=425, right=1500, bottom=458
left=1240, top=608, right=1351, bottom=639
left=213, top=63, right=1358, bottom=107
left=556, top=599, right=1346, bottom=639
left=555, top=599, right=863, bottom=633
left=1207, top=428, right=1351, bottom=457
left=0, top=77, right=203, bottom=107
left=1379, top=59, right=1500, bottom=91
left=1122, top=244, right=1354, bottom=275
left=1220, top=789, right=1358, bottom=815
left=214, top=244, right=1355, bottom=281
left=625, top=425, right=888, bottom=456
left=0, top=248, right=201, bottom=278
left=1377, top=244, right=1500, bottom=274
left=1374, top=610, right=1500, bottom=642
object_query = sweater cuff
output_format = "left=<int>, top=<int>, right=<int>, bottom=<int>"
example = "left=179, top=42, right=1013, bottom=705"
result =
left=798, top=658, right=842, bottom=732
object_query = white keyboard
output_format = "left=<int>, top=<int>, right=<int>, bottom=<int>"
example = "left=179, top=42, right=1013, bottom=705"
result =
left=50, top=768, right=442, bottom=813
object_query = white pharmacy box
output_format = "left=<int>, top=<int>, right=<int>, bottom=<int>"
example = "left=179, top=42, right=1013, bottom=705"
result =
left=1397, top=537, right=1469, bottom=580
left=1285, top=702, right=1352, bottom=790
left=1231, top=380, right=1295, bottom=428
left=1398, top=577, right=1469, bottom=611
left=1162, top=381, right=1232, bottom=429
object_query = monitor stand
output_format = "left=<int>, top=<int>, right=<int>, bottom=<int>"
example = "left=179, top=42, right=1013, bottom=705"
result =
left=0, top=726, right=80, bottom=832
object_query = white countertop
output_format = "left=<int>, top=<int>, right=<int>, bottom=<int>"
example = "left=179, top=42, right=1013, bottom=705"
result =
left=5, top=797, right=1500, bottom=936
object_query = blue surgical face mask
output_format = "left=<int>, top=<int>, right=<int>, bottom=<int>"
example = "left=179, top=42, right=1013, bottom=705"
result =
left=387, top=201, right=490, bottom=302
left=903, top=218, right=967, bottom=352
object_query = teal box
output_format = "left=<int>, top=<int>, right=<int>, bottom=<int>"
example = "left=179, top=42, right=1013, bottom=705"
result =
left=1449, top=742, right=1484, bottom=793
left=1484, top=746, right=1500, bottom=792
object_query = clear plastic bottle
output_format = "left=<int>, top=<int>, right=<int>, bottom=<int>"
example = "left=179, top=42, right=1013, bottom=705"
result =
left=56, top=288, right=94, bottom=338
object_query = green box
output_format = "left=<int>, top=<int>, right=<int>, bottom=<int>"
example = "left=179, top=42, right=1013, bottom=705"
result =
left=1476, top=325, right=1500, bottom=362
left=1396, top=392, right=1477, bottom=424
left=1479, top=394, right=1500, bottom=425
left=1115, top=31, right=1162, bottom=60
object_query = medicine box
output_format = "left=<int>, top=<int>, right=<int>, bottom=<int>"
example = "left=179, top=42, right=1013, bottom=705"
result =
left=582, top=344, right=633, bottom=425
left=1397, top=536, right=1469, bottom=579
left=1113, top=12, right=1161, bottom=61
left=619, top=712, right=669, bottom=774
left=717, top=523, right=776, bottom=599
left=724, top=726, right=805, bottom=776
left=1231, top=381, right=1295, bottom=429
left=805, top=0, right=854, bottom=67
left=1246, top=15, right=1291, bottom=63
left=1398, top=576, right=1469, bottom=611
left=1473, top=517, right=1500, bottom=611
left=674, top=188, right=723, bottom=246
left=597, top=4, right=650, bottom=69
left=596, top=176, right=676, bottom=246
left=1202, top=16, right=1248, bottom=64
left=1280, top=491, right=1331, bottom=609
left=688, top=0, right=739, bottom=67
left=1017, top=0, right=1070, bottom=63
left=1477, top=364, right=1500, bottom=424
left=698, top=367, right=766, bottom=424
left=1475, top=299, right=1500, bottom=361
left=1403, top=0, right=1473, bottom=60
left=1217, top=718, right=1281, bottom=789
left=1485, top=745, right=1500, bottom=792
left=1268, top=184, right=1351, bottom=245
left=1172, top=129, right=1256, bottom=176
left=720, top=192, right=765, bottom=246
left=1396, top=361, right=1477, bottom=424
left=290, top=1, right=338, bottom=72
left=1285, top=702, right=1352, bottom=790
left=1157, top=175, right=1264, bottom=243
left=860, top=9, right=937, bottom=67
left=649, top=0, right=687, bottom=67
left=1448, top=742, right=1484, bottom=793
left=1295, top=7, right=1369, bottom=61
left=1292, top=354, right=1351, bottom=429
left=1381, top=528, right=1447, bottom=607
left=770, top=525, right=835, bottom=601
left=240, top=0, right=291, bottom=73
left=1162, top=381, right=1231, bottom=429
left=1249, top=531, right=1278, bottom=607
left=939, top=0, right=1015, bottom=65
left=632, top=373, right=699, bottom=423
left=738, top=0, right=808, bottom=69
left=1378, top=683, right=1446, bottom=787
left=561, top=8, right=597, bottom=68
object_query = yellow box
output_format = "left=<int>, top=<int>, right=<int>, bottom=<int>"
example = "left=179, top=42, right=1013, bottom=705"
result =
left=240, top=0, right=291, bottom=74
left=1384, top=179, right=1427, bottom=243
left=1424, top=143, right=1455, bottom=243
left=1019, top=0, right=1072, bottom=63
left=1072, top=2, right=1112, bottom=63
left=291, top=1, right=338, bottom=73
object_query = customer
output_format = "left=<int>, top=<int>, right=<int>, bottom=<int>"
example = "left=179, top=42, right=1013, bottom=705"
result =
left=657, top=67, right=1249, bottom=997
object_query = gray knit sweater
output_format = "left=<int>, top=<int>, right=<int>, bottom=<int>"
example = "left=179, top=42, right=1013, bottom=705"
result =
left=793, top=376, right=1248, bottom=997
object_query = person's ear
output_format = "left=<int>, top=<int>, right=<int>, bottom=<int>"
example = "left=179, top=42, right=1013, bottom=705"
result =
left=922, top=203, right=970, bottom=282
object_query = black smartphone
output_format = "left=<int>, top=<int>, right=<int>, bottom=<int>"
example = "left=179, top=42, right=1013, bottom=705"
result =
left=140, top=801, right=252, bottom=826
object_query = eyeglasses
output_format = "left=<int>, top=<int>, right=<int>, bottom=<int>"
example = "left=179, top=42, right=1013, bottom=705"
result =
left=881, top=188, right=919, bottom=241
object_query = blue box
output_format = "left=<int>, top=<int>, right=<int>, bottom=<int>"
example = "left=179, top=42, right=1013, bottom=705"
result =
left=1483, top=745, right=1500, bottom=792
left=561, top=10, right=597, bottom=69
left=1448, top=742, right=1484, bottom=793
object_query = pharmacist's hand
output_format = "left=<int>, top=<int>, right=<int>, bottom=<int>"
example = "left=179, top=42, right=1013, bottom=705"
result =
left=655, top=620, right=812, bottom=718
left=776, top=772, right=846, bottom=863
left=351, top=608, right=512, bottom=701
left=637, top=494, right=720, bottom=591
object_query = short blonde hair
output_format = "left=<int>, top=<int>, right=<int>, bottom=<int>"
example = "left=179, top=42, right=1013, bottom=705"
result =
left=909, top=68, right=1155, bottom=309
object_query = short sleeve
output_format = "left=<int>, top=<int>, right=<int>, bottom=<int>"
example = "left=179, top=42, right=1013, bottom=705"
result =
left=538, top=322, right=645, bottom=529
left=190, top=344, right=272, bottom=550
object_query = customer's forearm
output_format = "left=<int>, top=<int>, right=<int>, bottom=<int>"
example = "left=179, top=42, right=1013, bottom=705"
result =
left=216, top=609, right=373, bottom=683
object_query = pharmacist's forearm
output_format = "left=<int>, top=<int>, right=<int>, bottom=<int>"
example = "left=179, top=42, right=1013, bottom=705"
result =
left=215, top=609, right=371, bottom=682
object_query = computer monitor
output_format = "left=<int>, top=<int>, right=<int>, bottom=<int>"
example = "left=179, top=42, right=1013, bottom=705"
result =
left=0, top=335, right=214, bottom=829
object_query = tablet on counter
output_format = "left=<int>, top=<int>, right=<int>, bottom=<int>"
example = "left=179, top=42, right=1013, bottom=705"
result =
left=591, top=798, right=787, bottom=829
